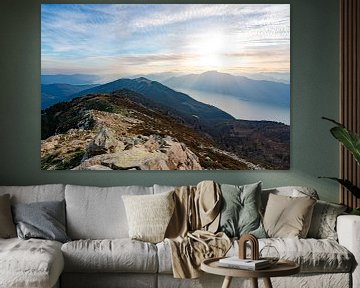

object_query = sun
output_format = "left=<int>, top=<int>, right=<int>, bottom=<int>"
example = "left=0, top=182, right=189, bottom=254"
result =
left=194, top=32, right=226, bottom=70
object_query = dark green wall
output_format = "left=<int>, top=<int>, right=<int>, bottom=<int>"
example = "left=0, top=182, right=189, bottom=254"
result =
left=0, top=0, right=340, bottom=202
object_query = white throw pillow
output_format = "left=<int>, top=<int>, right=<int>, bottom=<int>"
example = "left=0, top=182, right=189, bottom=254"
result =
left=122, top=191, right=175, bottom=243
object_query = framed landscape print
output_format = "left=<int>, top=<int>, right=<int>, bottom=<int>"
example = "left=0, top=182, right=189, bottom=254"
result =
left=41, top=4, right=290, bottom=170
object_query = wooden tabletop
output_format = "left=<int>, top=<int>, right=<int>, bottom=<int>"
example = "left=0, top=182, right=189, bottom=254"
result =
left=201, top=257, right=300, bottom=278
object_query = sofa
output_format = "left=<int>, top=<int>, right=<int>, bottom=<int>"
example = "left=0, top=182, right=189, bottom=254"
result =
left=0, top=183, right=359, bottom=288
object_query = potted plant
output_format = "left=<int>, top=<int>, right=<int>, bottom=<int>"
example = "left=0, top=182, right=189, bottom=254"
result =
left=320, top=117, right=360, bottom=215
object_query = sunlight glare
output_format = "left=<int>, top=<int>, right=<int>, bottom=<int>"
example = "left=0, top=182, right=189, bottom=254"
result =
left=195, top=32, right=226, bottom=70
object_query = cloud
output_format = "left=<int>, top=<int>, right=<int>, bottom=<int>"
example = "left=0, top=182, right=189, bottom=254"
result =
left=41, top=4, right=290, bottom=75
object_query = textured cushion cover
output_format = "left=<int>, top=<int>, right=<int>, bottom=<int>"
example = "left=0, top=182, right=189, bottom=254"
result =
left=263, top=193, right=316, bottom=238
left=0, top=194, right=16, bottom=238
left=12, top=200, right=70, bottom=243
left=307, top=200, right=347, bottom=240
left=248, top=238, right=353, bottom=273
left=65, top=185, right=153, bottom=239
left=62, top=239, right=158, bottom=273
left=218, top=182, right=266, bottom=238
left=158, top=237, right=353, bottom=274
left=122, top=191, right=175, bottom=243
left=0, top=238, right=64, bottom=288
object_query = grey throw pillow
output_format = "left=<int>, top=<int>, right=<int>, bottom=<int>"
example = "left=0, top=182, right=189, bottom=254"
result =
left=307, top=200, right=347, bottom=240
left=0, top=194, right=16, bottom=238
left=218, top=182, right=266, bottom=238
left=12, top=200, right=70, bottom=243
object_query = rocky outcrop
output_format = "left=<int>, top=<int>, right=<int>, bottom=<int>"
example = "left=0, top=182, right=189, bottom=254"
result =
left=73, top=134, right=202, bottom=170
left=85, top=128, right=119, bottom=158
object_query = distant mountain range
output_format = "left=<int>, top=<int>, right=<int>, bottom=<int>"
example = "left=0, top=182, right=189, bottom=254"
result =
left=73, top=77, right=234, bottom=124
left=41, top=83, right=98, bottom=109
left=41, top=71, right=290, bottom=110
left=41, top=74, right=101, bottom=85
left=163, top=71, right=290, bottom=107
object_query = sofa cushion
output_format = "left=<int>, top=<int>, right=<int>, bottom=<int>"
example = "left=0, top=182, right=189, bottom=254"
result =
left=122, top=191, right=175, bottom=243
left=12, top=200, right=70, bottom=243
left=307, top=200, right=347, bottom=240
left=0, top=184, right=65, bottom=204
left=61, top=239, right=158, bottom=273
left=0, top=238, right=64, bottom=288
left=0, top=194, right=16, bottom=238
left=261, top=186, right=319, bottom=213
left=236, top=238, right=353, bottom=273
left=260, top=238, right=353, bottom=273
left=65, top=185, right=153, bottom=239
left=263, top=194, right=316, bottom=238
left=157, top=237, right=353, bottom=274
left=218, top=182, right=266, bottom=238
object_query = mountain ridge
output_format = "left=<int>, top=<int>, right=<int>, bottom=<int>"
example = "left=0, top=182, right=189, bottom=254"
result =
left=41, top=83, right=98, bottom=109
left=163, top=71, right=290, bottom=107
left=72, top=77, right=235, bottom=123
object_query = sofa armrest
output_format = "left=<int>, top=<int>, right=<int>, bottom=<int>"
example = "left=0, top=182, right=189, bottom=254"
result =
left=337, top=215, right=360, bottom=288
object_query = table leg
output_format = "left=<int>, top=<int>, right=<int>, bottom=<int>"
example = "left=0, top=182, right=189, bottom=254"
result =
left=221, top=276, right=233, bottom=288
left=263, top=277, right=273, bottom=288
left=251, top=278, right=258, bottom=288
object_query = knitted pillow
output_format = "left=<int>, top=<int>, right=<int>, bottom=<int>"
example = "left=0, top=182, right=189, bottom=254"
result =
left=122, top=191, right=175, bottom=243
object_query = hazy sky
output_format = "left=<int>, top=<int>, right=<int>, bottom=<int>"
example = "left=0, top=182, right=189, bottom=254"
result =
left=41, top=4, right=290, bottom=77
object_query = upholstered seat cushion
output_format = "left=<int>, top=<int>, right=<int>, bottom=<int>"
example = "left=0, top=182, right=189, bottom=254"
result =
left=62, top=239, right=158, bottom=273
left=0, top=238, right=64, bottom=288
left=229, top=238, right=353, bottom=273
left=157, top=238, right=354, bottom=274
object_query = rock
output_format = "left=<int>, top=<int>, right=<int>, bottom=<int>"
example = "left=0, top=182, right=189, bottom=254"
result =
left=72, top=164, right=112, bottom=171
left=85, top=127, right=118, bottom=158
left=77, top=111, right=95, bottom=130
left=166, top=141, right=202, bottom=170
left=144, top=136, right=161, bottom=152
left=74, top=135, right=202, bottom=170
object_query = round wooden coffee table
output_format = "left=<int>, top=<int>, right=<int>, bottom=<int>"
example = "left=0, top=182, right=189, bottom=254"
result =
left=201, top=257, right=300, bottom=288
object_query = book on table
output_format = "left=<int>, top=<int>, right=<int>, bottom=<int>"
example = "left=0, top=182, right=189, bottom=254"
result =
left=218, top=257, right=271, bottom=270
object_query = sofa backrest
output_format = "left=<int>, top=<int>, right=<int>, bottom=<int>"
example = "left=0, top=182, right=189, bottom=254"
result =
left=65, top=184, right=154, bottom=240
left=0, top=184, right=65, bottom=204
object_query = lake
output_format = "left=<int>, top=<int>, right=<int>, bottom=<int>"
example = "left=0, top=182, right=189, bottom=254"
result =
left=175, top=88, right=290, bottom=125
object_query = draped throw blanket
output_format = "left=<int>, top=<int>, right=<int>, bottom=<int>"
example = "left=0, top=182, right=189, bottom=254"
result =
left=165, top=181, right=231, bottom=278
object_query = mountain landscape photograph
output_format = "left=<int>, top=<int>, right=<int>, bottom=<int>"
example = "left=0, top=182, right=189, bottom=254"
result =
left=41, top=4, right=290, bottom=170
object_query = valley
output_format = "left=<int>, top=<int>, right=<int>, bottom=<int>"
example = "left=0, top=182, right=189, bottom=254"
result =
left=41, top=73, right=290, bottom=170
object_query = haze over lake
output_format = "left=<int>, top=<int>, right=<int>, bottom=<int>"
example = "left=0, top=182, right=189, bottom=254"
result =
left=173, top=88, right=290, bottom=125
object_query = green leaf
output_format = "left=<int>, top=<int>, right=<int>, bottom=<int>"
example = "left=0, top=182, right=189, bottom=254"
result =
left=319, top=177, right=360, bottom=198
left=330, top=127, right=360, bottom=165
left=322, top=117, right=360, bottom=165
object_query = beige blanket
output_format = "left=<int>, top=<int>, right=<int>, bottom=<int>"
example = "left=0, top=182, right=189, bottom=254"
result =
left=165, top=181, right=231, bottom=278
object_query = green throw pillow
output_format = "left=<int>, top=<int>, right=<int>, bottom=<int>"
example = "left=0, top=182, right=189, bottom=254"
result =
left=218, top=182, right=266, bottom=238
